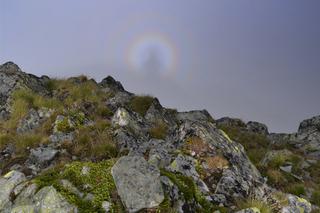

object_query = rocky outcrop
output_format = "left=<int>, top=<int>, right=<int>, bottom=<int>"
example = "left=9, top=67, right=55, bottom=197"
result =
left=99, top=75, right=125, bottom=92
left=0, top=62, right=49, bottom=120
left=270, top=115, right=320, bottom=160
left=246, top=121, right=269, bottom=135
left=0, top=62, right=318, bottom=212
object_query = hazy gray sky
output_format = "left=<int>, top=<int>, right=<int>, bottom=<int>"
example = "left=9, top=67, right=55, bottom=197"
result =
left=1, top=0, right=320, bottom=133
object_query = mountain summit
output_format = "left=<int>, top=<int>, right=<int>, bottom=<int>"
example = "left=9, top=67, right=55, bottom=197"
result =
left=0, top=62, right=318, bottom=213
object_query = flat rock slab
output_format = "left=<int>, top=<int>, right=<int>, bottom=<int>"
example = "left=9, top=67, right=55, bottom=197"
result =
left=111, top=155, right=164, bottom=213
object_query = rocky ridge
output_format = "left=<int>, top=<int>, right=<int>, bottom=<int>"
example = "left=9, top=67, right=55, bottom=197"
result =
left=0, top=62, right=318, bottom=213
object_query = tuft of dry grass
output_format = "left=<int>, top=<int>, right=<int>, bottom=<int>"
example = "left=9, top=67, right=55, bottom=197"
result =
left=184, top=136, right=210, bottom=156
left=67, top=123, right=117, bottom=160
left=236, top=198, right=273, bottom=213
left=149, top=120, right=168, bottom=139
left=129, top=95, right=154, bottom=117
left=204, top=156, right=229, bottom=170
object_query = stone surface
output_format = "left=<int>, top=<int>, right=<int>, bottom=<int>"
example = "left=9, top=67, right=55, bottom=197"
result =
left=0, top=62, right=49, bottom=119
left=33, top=186, right=77, bottom=213
left=246, top=121, right=269, bottom=135
left=111, top=155, right=164, bottom=212
left=0, top=171, right=26, bottom=210
left=17, top=108, right=53, bottom=134
left=281, top=194, right=312, bottom=213
left=102, top=201, right=111, bottom=212
left=99, top=75, right=125, bottom=92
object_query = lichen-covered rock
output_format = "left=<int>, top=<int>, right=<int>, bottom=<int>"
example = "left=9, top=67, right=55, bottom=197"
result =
left=0, top=171, right=26, bottom=210
left=246, top=121, right=269, bottom=135
left=10, top=204, right=36, bottom=213
left=106, top=92, right=133, bottom=111
left=33, top=186, right=77, bottom=213
left=0, top=62, right=49, bottom=120
left=281, top=194, right=312, bottom=213
left=177, top=120, right=267, bottom=201
left=111, top=155, right=164, bottom=212
left=12, top=183, right=38, bottom=207
left=112, top=107, right=147, bottom=131
left=17, top=108, right=53, bottom=134
left=28, top=146, right=58, bottom=166
left=99, top=76, right=125, bottom=92
left=177, top=110, right=214, bottom=123
left=216, top=117, right=246, bottom=128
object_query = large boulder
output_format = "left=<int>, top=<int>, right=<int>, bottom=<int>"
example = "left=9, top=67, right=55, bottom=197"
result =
left=111, top=155, right=164, bottom=212
left=0, top=171, right=26, bottom=210
left=298, top=115, right=320, bottom=134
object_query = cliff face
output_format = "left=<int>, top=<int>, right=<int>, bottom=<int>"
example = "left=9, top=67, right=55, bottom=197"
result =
left=0, top=62, right=318, bottom=213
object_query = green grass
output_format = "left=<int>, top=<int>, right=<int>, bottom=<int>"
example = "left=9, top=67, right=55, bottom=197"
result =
left=65, top=124, right=118, bottom=160
left=6, top=89, right=62, bottom=129
left=236, top=198, right=273, bottom=213
left=129, top=95, right=154, bottom=117
left=286, top=183, right=306, bottom=196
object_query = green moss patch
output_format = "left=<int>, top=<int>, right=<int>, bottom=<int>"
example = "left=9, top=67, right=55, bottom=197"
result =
left=33, top=159, right=124, bottom=212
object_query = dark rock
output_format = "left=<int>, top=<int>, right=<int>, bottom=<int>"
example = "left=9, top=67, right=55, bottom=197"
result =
left=216, top=117, right=246, bottom=128
left=246, top=121, right=269, bottom=135
left=100, top=76, right=125, bottom=92
left=0, top=62, right=49, bottom=120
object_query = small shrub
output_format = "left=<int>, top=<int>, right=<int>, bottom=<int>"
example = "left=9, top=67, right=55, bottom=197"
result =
left=149, top=121, right=168, bottom=139
left=96, top=105, right=113, bottom=117
left=268, top=154, right=288, bottom=168
left=266, top=169, right=287, bottom=187
left=129, top=95, right=154, bottom=116
left=56, top=117, right=74, bottom=133
left=68, top=110, right=85, bottom=128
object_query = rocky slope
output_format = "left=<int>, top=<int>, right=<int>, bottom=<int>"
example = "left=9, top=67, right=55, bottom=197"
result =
left=0, top=62, right=318, bottom=213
